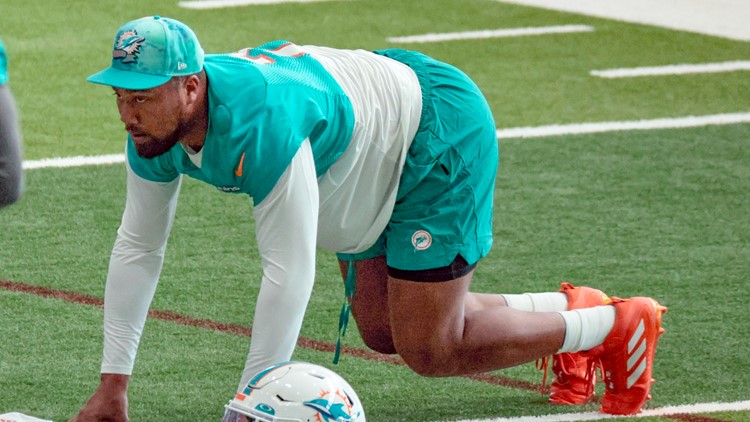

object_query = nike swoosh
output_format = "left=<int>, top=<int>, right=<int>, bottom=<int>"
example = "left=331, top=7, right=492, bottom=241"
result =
left=234, top=152, right=245, bottom=177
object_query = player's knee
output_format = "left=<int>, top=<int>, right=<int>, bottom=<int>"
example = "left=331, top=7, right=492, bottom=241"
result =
left=350, top=299, right=395, bottom=354
left=397, top=342, right=458, bottom=377
left=355, top=322, right=396, bottom=354
left=360, top=330, right=397, bottom=355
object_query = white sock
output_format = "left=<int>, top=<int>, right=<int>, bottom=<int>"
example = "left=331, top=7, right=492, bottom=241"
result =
left=502, top=292, right=569, bottom=312
left=557, top=305, right=616, bottom=353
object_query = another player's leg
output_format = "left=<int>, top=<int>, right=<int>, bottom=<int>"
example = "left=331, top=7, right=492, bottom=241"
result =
left=0, top=84, right=24, bottom=208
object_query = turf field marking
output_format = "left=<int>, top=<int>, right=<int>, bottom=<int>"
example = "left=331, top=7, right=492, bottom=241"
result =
left=497, top=112, right=750, bottom=139
left=22, top=153, right=125, bottom=170
left=454, top=400, right=750, bottom=421
left=21, top=112, right=750, bottom=171
left=178, top=0, right=341, bottom=8
left=0, top=278, right=546, bottom=394
left=591, top=61, right=750, bottom=78
left=386, top=25, right=593, bottom=44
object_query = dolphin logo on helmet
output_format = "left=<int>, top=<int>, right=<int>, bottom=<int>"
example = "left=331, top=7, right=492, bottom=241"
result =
left=222, top=361, right=366, bottom=422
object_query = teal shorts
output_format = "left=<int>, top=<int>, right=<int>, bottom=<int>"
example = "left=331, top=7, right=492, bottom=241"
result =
left=337, top=49, right=498, bottom=271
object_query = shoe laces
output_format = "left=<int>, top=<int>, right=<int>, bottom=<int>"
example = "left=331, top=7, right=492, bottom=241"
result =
left=586, top=356, right=600, bottom=386
left=536, top=356, right=551, bottom=386
left=538, top=353, right=600, bottom=388
left=555, top=353, right=580, bottom=377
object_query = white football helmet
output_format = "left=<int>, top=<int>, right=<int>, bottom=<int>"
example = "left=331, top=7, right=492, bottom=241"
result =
left=221, top=361, right=366, bottom=422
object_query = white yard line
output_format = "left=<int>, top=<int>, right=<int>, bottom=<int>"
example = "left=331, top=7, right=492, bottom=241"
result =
left=22, top=154, right=125, bottom=170
left=23, top=113, right=750, bottom=171
left=453, top=399, right=750, bottom=422
left=591, top=61, right=750, bottom=78
left=496, top=112, right=750, bottom=139
left=496, top=0, right=750, bottom=42
left=387, top=25, right=593, bottom=44
left=178, top=0, right=342, bottom=9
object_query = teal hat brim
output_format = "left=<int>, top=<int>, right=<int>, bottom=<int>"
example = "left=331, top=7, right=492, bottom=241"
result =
left=87, top=66, right=171, bottom=90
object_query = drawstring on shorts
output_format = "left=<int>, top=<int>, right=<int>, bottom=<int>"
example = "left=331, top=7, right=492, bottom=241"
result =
left=334, top=260, right=356, bottom=364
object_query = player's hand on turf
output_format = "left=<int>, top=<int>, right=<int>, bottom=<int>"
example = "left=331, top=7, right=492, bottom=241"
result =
left=69, top=374, right=129, bottom=422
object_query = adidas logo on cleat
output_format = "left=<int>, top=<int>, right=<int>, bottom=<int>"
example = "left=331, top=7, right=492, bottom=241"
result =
left=585, top=297, right=667, bottom=415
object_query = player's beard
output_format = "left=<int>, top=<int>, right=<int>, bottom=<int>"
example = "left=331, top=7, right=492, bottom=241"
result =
left=132, top=106, right=205, bottom=159
left=131, top=110, right=193, bottom=159
left=133, top=131, right=181, bottom=159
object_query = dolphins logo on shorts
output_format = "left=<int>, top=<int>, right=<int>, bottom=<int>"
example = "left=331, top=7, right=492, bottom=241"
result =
left=411, top=230, right=432, bottom=251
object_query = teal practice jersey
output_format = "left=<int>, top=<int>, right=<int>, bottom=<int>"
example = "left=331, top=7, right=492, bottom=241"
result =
left=0, top=38, right=8, bottom=85
left=127, top=41, right=355, bottom=204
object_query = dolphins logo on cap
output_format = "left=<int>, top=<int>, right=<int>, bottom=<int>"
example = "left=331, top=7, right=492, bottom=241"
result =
left=112, top=30, right=145, bottom=63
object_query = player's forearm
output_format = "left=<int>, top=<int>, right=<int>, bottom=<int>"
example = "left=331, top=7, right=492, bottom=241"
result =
left=239, top=269, right=314, bottom=388
left=100, top=163, right=181, bottom=374
left=101, top=236, right=167, bottom=374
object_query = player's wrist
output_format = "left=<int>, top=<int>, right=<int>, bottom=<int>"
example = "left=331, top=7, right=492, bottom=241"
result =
left=99, top=373, right=130, bottom=392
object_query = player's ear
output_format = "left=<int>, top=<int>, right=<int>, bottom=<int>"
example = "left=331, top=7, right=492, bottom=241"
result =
left=182, top=73, right=203, bottom=105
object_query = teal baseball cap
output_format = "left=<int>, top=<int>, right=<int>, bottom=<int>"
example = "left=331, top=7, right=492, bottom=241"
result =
left=87, top=16, right=204, bottom=90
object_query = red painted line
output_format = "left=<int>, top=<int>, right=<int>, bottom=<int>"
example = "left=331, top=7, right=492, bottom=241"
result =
left=0, top=279, right=547, bottom=394
left=0, top=279, right=103, bottom=306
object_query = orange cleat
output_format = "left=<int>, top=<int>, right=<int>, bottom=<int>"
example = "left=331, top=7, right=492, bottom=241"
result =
left=584, top=296, right=667, bottom=415
left=549, top=283, right=611, bottom=405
